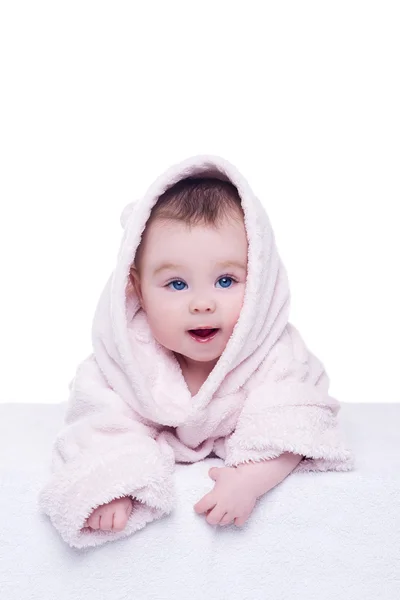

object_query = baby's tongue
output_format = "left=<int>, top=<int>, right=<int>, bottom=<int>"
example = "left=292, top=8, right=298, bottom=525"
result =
left=192, top=329, right=214, bottom=337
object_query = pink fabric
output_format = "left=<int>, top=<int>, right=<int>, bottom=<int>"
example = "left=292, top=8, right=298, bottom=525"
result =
left=38, top=155, right=354, bottom=548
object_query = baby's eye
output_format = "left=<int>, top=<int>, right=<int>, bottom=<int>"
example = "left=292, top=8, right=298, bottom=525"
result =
left=216, top=276, right=235, bottom=289
left=166, top=277, right=236, bottom=291
left=167, top=280, right=187, bottom=291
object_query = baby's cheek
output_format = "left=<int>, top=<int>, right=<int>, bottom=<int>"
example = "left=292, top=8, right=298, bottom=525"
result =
left=230, top=303, right=244, bottom=328
left=149, top=312, right=179, bottom=342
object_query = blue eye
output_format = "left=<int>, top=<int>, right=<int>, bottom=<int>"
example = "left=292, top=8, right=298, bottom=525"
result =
left=166, top=276, right=236, bottom=291
left=168, top=280, right=187, bottom=291
left=216, top=277, right=234, bottom=288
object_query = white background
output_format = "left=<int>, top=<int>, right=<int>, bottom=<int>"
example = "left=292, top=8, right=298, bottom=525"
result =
left=0, top=1, right=399, bottom=405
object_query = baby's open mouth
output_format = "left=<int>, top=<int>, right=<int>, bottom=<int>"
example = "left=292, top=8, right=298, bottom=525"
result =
left=189, top=328, right=218, bottom=337
left=188, top=328, right=220, bottom=341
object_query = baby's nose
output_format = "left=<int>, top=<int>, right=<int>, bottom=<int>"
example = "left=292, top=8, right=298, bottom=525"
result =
left=190, top=298, right=216, bottom=313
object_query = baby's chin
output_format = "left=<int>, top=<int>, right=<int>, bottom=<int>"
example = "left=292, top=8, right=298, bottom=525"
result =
left=174, top=352, right=222, bottom=374
left=176, top=342, right=227, bottom=367
left=181, top=353, right=221, bottom=364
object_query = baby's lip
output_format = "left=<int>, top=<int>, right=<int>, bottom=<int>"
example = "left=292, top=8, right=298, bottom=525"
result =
left=188, top=326, right=219, bottom=331
left=188, top=327, right=219, bottom=331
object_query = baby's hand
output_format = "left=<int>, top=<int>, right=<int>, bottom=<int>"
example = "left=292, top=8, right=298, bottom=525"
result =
left=83, top=496, right=134, bottom=532
left=194, top=466, right=257, bottom=527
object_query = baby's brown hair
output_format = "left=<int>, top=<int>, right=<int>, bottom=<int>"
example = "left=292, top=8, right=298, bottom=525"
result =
left=132, top=177, right=244, bottom=279
left=148, top=177, right=243, bottom=228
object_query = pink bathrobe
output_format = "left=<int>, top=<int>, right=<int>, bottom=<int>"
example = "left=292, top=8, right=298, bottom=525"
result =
left=38, top=154, right=354, bottom=548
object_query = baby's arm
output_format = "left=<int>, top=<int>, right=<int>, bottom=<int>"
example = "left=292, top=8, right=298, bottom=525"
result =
left=235, top=452, right=304, bottom=498
left=194, top=452, right=304, bottom=527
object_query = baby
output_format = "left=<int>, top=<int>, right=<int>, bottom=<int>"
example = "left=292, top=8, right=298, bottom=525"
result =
left=39, top=155, right=353, bottom=549
left=84, top=177, right=287, bottom=531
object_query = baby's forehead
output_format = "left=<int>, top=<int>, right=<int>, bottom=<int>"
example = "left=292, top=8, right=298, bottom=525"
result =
left=145, top=213, right=245, bottom=236
left=145, top=219, right=246, bottom=250
left=137, top=215, right=248, bottom=269
left=143, top=240, right=247, bottom=276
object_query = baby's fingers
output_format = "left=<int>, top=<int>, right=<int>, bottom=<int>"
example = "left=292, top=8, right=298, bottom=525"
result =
left=85, top=512, right=101, bottom=530
left=194, top=492, right=216, bottom=515
left=219, top=512, right=234, bottom=526
left=99, top=511, right=116, bottom=531
left=206, top=504, right=227, bottom=526
left=113, top=505, right=133, bottom=531
left=234, top=511, right=252, bottom=528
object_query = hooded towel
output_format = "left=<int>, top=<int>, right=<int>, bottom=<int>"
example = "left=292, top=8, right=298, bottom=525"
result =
left=38, top=154, right=354, bottom=548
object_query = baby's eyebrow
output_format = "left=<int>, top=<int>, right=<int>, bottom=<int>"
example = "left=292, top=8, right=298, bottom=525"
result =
left=153, top=263, right=181, bottom=276
left=153, top=260, right=246, bottom=276
left=217, top=260, right=247, bottom=271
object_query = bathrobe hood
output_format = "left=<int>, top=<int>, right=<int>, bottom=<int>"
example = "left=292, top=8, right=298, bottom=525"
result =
left=93, top=154, right=292, bottom=426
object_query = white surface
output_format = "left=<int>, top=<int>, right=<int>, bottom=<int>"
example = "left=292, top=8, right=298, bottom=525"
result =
left=0, top=401, right=399, bottom=599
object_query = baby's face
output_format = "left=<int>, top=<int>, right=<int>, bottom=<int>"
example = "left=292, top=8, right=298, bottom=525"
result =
left=132, top=214, right=248, bottom=366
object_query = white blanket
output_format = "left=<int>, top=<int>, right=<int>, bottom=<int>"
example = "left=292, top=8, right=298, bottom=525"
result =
left=0, top=402, right=399, bottom=600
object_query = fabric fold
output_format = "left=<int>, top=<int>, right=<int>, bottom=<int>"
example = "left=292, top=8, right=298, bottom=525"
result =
left=224, top=385, right=354, bottom=471
left=224, top=323, right=354, bottom=471
left=38, top=355, right=175, bottom=549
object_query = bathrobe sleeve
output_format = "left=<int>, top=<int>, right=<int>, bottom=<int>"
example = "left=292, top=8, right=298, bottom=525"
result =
left=224, top=325, right=355, bottom=473
left=38, top=354, right=175, bottom=549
